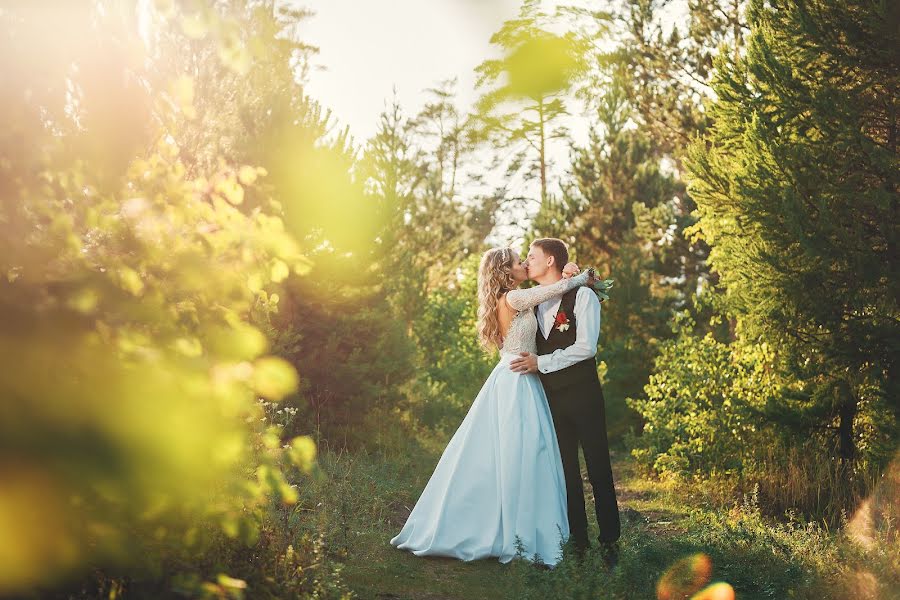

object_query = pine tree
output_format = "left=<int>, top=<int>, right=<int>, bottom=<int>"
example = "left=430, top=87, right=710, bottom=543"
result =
left=687, top=0, right=899, bottom=467
left=472, top=0, right=587, bottom=206
left=611, top=0, right=748, bottom=161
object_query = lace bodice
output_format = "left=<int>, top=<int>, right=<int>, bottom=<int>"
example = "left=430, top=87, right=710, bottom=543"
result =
left=499, top=271, right=590, bottom=355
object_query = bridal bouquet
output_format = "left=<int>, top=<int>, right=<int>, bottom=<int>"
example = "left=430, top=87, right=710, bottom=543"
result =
left=591, top=277, right=615, bottom=303
left=585, top=267, right=614, bottom=303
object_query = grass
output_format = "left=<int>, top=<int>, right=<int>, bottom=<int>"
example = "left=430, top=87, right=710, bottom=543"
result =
left=283, top=430, right=899, bottom=600
left=288, top=437, right=512, bottom=599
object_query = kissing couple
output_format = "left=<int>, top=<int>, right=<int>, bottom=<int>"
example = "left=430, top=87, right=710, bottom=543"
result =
left=391, top=237, right=621, bottom=568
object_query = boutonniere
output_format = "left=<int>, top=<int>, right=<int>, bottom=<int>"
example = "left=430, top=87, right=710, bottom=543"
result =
left=554, top=310, right=571, bottom=332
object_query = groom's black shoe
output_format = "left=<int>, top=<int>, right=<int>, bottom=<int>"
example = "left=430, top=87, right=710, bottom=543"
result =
left=564, top=538, right=589, bottom=562
left=597, top=541, right=620, bottom=570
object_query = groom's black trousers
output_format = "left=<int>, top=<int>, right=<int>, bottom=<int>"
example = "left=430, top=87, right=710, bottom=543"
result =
left=546, top=377, right=621, bottom=545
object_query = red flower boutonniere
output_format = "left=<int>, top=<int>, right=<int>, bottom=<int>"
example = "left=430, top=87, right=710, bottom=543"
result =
left=554, top=310, right=570, bottom=333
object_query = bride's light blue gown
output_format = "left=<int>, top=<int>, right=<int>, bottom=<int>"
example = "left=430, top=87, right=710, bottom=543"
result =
left=390, top=271, right=590, bottom=566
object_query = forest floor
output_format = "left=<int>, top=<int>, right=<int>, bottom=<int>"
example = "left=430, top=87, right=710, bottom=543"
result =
left=291, top=433, right=898, bottom=600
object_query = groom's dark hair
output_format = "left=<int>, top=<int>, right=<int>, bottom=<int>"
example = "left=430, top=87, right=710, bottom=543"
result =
left=531, top=238, right=569, bottom=272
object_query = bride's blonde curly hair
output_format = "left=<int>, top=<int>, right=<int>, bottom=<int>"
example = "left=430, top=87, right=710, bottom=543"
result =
left=477, top=247, right=518, bottom=351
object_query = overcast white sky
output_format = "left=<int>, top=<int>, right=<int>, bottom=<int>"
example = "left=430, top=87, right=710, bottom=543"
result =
left=295, top=0, right=522, bottom=144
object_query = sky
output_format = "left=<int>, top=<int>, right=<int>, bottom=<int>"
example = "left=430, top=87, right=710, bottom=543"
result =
left=294, top=0, right=522, bottom=144
left=293, top=0, right=688, bottom=141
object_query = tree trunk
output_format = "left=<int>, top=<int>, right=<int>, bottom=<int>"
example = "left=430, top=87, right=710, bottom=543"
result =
left=836, top=378, right=857, bottom=463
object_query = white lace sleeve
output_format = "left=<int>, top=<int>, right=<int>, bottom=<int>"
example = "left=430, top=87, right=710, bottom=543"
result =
left=505, top=271, right=590, bottom=312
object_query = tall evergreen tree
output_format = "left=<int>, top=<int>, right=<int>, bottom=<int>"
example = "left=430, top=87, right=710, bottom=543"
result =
left=472, top=0, right=587, bottom=207
left=552, top=1, right=746, bottom=330
left=359, top=86, right=497, bottom=436
left=687, top=0, right=899, bottom=467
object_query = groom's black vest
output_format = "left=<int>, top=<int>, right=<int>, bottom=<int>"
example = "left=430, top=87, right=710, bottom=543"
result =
left=535, top=288, right=599, bottom=393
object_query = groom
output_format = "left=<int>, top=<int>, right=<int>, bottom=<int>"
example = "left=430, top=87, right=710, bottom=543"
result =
left=511, top=237, right=621, bottom=565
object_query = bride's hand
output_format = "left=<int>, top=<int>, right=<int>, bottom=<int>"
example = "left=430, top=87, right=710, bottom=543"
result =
left=562, top=262, right=580, bottom=279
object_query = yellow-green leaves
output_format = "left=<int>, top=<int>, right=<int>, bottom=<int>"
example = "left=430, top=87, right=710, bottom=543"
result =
left=293, top=255, right=314, bottom=276
left=214, top=574, right=248, bottom=599
left=505, top=33, right=584, bottom=100
left=180, top=13, right=207, bottom=39
left=270, top=259, right=289, bottom=283
left=117, top=267, right=144, bottom=296
left=217, top=33, right=252, bottom=76
left=172, top=6, right=252, bottom=74
left=261, top=428, right=281, bottom=450
left=251, top=357, right=298, bottom=401
left=170, top=76, right=196, bottom=120
left=0, top=0, right=324, bottom=591
left=287, top=436, right=317, bottom=473
left=207, top=322, right=267, bottom=361
left=238, top=165, right=265, bottom=186
left=255, top=465, right=297, bottom=505
left=173, top=337, right=203, bottom=357
left=68, top=287, right=100, bottom=314
left=209, top=165, right=265, bottom=207
left=220, top=512, right=259, bottom=546
left=247, top=273, right=263, bottom=294
left=214, top=174, right=244, bottom=205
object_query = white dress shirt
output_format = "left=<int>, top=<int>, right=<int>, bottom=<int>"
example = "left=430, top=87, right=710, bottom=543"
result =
left=535, top=285, right=602, bottom=374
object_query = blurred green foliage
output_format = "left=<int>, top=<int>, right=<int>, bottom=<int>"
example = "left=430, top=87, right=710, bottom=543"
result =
left=472, top=0, right=588, bottom=204
left=0, top=0, right=329, bottom=594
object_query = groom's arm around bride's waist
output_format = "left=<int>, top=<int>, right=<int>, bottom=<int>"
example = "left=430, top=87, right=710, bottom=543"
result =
left=509, top=287, right=601, bottom=375
left=537, top=286, right=601, bottom=374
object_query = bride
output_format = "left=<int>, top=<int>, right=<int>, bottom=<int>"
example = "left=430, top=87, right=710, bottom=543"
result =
left=390, top=247, right=594, bottom=566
